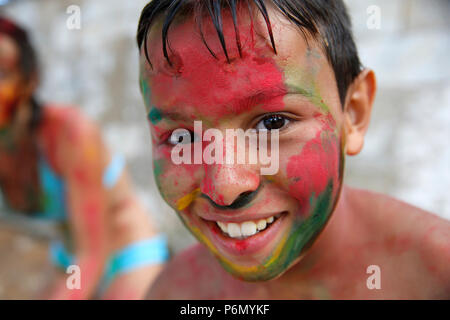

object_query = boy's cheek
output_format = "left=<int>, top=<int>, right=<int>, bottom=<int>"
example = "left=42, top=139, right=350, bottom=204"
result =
left=149, top=123, right=166, bottom=145
left=153, top=157, right=203, bottom=209
left=275, top=130, right=341, bottom=218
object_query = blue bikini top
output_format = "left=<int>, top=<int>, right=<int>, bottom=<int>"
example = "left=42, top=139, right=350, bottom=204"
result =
left=35, top=154, right=125, bottom=221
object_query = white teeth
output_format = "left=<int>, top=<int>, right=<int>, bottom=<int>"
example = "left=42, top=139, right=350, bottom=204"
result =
left=216, top=214, right=280, bottom=239
left=227, top=223, right=242, bottom=238
left=217, top=221, right=228, bottom=233
left=256, top=219, right=267, bottom=231
left=241, top=221, right=257, bottom=237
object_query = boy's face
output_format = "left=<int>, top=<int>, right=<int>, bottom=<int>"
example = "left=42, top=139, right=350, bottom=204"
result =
left=140, top=8, right=346, bottom=281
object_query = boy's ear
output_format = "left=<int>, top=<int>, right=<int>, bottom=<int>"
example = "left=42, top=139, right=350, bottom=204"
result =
left=343, top=68, right=377, bottom=156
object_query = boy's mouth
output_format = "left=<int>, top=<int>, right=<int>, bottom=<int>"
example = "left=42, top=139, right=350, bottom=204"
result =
left=199, top=211, right=289, bottom=257
left=215, top=213, right=283, bottom=239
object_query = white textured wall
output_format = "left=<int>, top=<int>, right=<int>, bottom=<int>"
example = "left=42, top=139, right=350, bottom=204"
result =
left=2, top=0, right=449, bottom=253
left=344, top=0, right=450, bottom=220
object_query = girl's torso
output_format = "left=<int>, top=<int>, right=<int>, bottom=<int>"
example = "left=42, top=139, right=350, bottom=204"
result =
left=0, top=134, right=42, bottom=214
left=0, top=106, right=71, bottom=217
left=0, top=105, right=156, bottom=255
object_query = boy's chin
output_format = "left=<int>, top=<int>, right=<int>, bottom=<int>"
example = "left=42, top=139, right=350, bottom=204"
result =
left=213, top=251, right=302, bottom=282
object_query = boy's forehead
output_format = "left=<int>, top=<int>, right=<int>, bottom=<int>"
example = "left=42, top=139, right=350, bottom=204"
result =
left=140, top=7, right=339, bottom=119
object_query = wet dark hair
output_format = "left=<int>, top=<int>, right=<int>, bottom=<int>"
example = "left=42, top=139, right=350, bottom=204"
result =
left=137, top=0, right=362, bottom=106
left=0, top=16, right=41, bottom=128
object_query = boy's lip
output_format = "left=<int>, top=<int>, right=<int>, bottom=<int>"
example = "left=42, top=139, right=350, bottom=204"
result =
left=199, top=211, right=289, bottom=257
left=199, top=211, right=283, bottom=223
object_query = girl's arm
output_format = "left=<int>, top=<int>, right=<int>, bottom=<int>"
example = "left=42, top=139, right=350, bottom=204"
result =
left=46, top=113, right=109, bottom=299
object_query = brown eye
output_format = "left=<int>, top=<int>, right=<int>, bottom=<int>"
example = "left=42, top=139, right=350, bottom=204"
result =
left=256, top=115, right=290, bottom=131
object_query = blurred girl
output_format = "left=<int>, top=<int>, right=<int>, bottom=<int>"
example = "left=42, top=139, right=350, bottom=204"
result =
left=0, top=16, right=168, bottom=299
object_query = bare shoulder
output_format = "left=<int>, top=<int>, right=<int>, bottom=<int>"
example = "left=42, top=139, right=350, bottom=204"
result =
left=345, top=186, right=450, bottom=233
left=39, top=105, right=105, bottom=171
left=40, top=104, right=86, bottom=129
left=45, top=105, right=98, bottom=142
left=345, top=186, right=450, bottom=295
left=147, top=243, right=232, bottom=299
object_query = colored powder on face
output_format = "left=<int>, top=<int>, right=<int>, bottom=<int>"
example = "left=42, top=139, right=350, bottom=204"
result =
left=143, top=11, right=346, bottom=282
left=286, top=121, right=339, bottom=213
left=153, top=159, right=163, bottom=178
left=217, top=179, right=337, bottom=281
left=148, top=107, right=163, bottom=125
left=140, top=77, right=150, bottom=103
left=176, top=188, right=201, bottom=211
left=204, top=124, right=342, bottom=280
left=146, top=14, right=287, bottom=121
left=286, top=83, right=329, bottom=113
left=283, top=47, right=331, bottom=114
left=200, top=167, right=227, bottom=206
left=281, top=181, right=335, bottom=267
left=141, top=75, right=163, bottom=125
left=140, top=77, right=148, bottom=95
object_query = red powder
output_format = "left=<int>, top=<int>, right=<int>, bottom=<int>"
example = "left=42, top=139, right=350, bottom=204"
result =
left=147, top=12, right=287, bottom=120
left=286, top=117, right=339, bottom=214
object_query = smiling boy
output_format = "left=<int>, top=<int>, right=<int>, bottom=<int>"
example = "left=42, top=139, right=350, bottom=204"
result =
left=137, top=0, right=449, bottom=299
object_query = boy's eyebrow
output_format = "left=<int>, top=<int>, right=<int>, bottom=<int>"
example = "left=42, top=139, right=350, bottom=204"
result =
left=234, top=85, right=288, bottom=108
left=153, top=85, right=310, bottom=122
left=155, top=110, right=185, bottom=122
left=147, top=107, right=186, bottom=124
left=230, top=85, right=313, bottom=110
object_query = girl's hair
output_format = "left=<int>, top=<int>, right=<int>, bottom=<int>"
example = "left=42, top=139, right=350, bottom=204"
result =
left=0, top=16, right=41, bottom=129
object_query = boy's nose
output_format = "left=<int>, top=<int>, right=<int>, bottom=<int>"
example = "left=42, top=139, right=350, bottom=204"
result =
left=200, top=164, right=260, bottom=209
